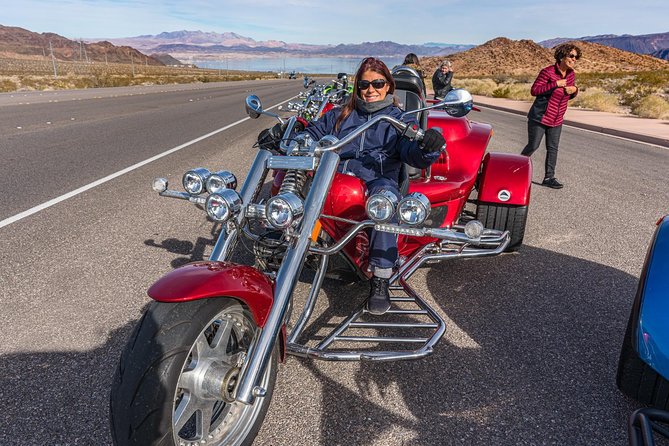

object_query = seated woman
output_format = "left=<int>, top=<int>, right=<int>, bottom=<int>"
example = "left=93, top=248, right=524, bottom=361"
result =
left=300, top=57, right=445, bottom=314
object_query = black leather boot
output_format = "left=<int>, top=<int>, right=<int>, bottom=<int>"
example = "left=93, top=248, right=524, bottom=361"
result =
left=367, top=276, right=391, bottom=315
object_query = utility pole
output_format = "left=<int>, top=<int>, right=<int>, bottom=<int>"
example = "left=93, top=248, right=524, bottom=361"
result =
left=79, top=40, right=83, bottom=61
left=130, top=52, right=135, bottom=76
left=82, top=40, right=89, bottom=63
left=49, top=40, right=58, bottom=77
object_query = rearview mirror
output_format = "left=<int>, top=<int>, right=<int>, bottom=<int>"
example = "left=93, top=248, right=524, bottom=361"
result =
left=244, top=95, right=284, bottom=124
left=439, top=89, right=473, bottom=118
left=245, top=95, right=262, bottom=119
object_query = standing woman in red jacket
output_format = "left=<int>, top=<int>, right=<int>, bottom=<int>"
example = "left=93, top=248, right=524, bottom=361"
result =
left=521, top=43, right=582, bottom=189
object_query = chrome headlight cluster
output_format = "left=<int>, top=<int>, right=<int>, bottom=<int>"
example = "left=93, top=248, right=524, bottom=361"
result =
left=366, top=191, right=431, bottom=226
left=206, top=171, right=237, bottom=194
left=365, top=191, right=398, bottom=223
left=182, top=168, right=210, bottom=195
left=397, top=193, right=431, bottom=226
left=266, top=192, right=304, bottom=229
left=182, top=168, right=238, bottom=196
left=206, top=189, right=242, bottom=222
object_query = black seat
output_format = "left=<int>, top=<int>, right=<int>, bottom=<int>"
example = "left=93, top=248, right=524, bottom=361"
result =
left=392, top=66, right=427, bottom=186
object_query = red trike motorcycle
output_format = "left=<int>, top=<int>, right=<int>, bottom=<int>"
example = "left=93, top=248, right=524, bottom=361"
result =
left=110, top=69, right=532, bottom=446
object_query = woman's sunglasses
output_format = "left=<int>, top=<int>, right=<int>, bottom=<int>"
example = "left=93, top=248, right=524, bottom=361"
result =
left=566, top=53, right=580, bottom=60
left=357, top=79, right=387, bottom=90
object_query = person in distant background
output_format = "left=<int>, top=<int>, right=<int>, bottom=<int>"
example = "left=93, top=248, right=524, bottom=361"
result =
left=401, top=53, right=425, bottom=79
left=394, top=53, right=427, bottom=94
left=520, top=43, right=581, bottom=189
left=431, top=60, right=453, bottom=100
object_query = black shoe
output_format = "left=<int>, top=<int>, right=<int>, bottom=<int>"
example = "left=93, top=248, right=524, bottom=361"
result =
left=366, top=277, right=391, bottom=315
left=542, top=177, right=564, bottom=189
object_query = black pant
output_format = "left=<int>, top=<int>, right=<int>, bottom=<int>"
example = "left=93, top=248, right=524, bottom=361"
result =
left=521, top=120, right=562, bottom=179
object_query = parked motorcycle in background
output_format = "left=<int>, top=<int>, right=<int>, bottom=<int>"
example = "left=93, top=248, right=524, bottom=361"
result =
left=110, top=68, right=532, bottom=445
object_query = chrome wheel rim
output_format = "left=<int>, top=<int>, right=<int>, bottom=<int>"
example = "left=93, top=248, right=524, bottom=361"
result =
left=172, top=302, right=271, bottom=446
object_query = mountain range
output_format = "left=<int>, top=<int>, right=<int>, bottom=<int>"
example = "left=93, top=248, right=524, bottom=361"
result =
left=539, top=31, right=669, bottom=59
left=105, top=30, right=474, bottom=58
left=106, top=29, right=669, bottom=61
left=1, top=24, right=668, bottom=76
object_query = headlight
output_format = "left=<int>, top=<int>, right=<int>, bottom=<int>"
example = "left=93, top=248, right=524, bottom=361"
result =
left=206, top=171, right=237, bottom=194
left=397, top=193, right=431, bottom=226
left=365, top=190, right=398, bottom=223
left=266, top=192, right=304, bottom=229
left=182, top=168, right=210, bottom=195
left=206, top=189, right=242, bottom=222
left=464, top=220, right=484, bottom=239
left=152, top=177, right=168, bottom=193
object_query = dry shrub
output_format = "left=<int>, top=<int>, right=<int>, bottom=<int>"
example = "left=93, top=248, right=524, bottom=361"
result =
left=0, top=78, right=18, bottom=92
left=454, top=78, right=497, bottom=96
left=631, top=95, right=669, bottom=119
left=506, top=83, right=533, bottom=101
left=572, top=87, right=621, bottom=113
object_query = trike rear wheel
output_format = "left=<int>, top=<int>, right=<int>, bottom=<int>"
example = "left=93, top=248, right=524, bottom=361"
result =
left=476, top=203, right=527, bottom=251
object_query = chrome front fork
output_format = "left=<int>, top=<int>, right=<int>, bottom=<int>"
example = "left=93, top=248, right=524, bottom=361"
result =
left=234, top=151, right=340, bottom=405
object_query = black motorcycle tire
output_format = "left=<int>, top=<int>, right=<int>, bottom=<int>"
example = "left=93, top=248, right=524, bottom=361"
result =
left=110, top=298, right=278, bottom=446
left=476, top=203, right=528, bottom=252
left=616, top=311, right=669, bottom=410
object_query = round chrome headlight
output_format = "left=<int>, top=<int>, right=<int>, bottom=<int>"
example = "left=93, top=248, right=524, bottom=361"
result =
left=206, top=171, right=237, bottom=194
left=152, top=177, right=168, bottom=193
left=397, top=193, right=431, bottom=226
left=464, top=220, right=484, bottom=239
left=206, top=189, right=242, bottom=222
left=266, top=193, right=304, bottom=229
left=365, top=190, right=398, bottom=223
left=182, top=168, right=210, bottom=195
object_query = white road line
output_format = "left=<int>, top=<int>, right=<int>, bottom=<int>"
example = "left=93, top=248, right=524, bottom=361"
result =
left=478, top=104, right=668, bottom=150
left=0, top=96, right=295, bottom=229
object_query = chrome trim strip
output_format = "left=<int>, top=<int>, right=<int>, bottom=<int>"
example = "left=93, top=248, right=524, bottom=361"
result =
left=267, top=156, right=316, bottom=171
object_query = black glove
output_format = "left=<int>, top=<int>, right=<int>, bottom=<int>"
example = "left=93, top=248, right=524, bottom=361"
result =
left=420, top=128, right=446, bottom=153
left=257, top=123, right=283, bottom=151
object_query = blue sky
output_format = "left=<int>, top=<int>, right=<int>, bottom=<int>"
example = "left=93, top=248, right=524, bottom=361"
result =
left=2, top=0, right=667, bottom=45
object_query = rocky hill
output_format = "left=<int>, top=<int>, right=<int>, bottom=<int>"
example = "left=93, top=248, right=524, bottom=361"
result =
left=421, top=37, right=669, bottom=77
left=0, top=24, right=164, bottom=65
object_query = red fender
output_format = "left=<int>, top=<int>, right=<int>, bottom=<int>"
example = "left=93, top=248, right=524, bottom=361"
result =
left=477, top=153, right=532, bottom=206
left=148, top=261, right=274, bottom=327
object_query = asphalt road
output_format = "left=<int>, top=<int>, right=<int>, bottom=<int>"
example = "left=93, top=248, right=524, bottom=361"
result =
left=0, top=81, right=667, bottom=445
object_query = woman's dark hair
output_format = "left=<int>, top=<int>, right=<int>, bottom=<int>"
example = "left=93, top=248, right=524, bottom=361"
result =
left=554, top=43, right=582, bottom=63
left=335, top=57, right=396, bottom=131
left=403, top=53, right=420, bottom=65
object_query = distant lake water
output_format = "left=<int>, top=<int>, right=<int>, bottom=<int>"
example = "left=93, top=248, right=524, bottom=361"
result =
left=193, top=56, right=406, bottom=75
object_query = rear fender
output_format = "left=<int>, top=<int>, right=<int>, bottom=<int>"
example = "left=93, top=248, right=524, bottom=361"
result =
left=478, top=153, right=532, bottom=206
left=148, top=261, right=274, bottom=327
left=426, top=112, right=492, bottom=179
left=635, top=216, right=669, bottom=379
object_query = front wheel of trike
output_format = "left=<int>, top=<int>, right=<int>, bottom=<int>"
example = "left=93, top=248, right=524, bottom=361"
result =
left=476, top=203, right=528, bottom=251
left=110, top=298, right=278, bottom=446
